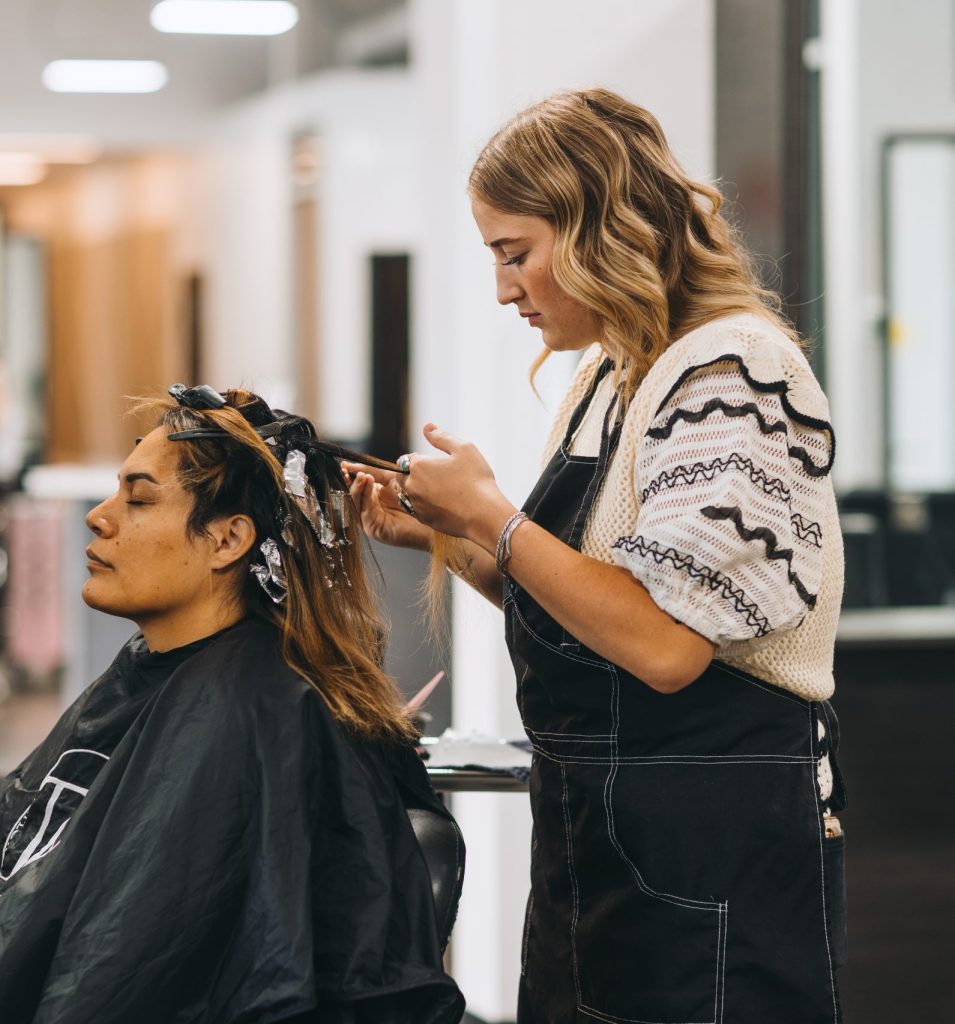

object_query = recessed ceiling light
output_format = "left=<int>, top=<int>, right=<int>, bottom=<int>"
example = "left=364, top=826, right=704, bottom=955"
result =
left=42, top=60, right=169, bottom=94
left=0, top=154, right=49, bottom=187
left=151, top=1, right=299, bottom=36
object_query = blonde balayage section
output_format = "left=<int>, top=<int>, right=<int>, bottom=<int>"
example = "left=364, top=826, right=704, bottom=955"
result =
left=133, top=392, right=416, bottom=744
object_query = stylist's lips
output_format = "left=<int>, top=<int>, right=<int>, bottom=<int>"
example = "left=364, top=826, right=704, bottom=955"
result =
left=86, top=547, right=112, bottom=571
left=521, top=311, right=542, bottom=327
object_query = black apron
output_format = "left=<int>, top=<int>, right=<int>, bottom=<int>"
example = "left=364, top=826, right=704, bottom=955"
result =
left=505, top=360, right=847, bottom=1024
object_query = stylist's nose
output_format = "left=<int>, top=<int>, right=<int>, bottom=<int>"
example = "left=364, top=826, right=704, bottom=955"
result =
left=495, top=266, right=524, bottom=306
left=86, top=497, right=117, bottom=538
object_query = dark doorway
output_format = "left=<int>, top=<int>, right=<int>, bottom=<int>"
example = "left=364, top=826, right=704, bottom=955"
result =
left=369, top=253, right=410, bottom=460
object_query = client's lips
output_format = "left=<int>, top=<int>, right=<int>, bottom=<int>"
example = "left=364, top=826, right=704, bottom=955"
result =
left=86, top=547, right=112, bottom=568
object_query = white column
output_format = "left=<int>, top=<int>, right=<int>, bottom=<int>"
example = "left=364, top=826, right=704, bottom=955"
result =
left=195, top=132, right=295, bottom=409
left=819, top=0, right=868, bottom=492
left=410, top=9, right=530, bottom=1015
left=410, top=2, right=715, bottom=1018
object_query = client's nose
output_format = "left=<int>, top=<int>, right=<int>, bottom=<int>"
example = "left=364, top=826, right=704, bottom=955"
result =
left=85, top=498, right=116, bottom=538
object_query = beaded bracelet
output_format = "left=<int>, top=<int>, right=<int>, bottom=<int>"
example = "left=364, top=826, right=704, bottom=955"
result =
left=495, top=511, right=529, bottom=576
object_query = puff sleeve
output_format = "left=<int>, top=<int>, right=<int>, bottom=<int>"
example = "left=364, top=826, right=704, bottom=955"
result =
left=611, top=357, right=834, bottom=645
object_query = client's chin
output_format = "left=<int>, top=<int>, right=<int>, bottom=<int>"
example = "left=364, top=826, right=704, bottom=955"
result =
left=81, top=578, right=123, bottom=617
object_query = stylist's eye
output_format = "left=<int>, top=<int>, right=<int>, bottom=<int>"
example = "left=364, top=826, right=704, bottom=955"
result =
left=501, top=254, right=525, bottom=267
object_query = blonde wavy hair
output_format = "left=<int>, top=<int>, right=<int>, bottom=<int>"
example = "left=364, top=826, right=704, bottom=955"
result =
left=468, top=87, right=799, bottom=402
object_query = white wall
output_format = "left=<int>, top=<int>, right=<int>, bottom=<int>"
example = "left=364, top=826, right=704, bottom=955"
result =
left=184, top=69, right=420, bottom=425
left=188, top=133, right=294, bottom=407
left=410, top=1, right=715, bottom=1018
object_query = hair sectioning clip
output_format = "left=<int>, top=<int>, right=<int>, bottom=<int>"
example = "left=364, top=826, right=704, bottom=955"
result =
left=167, top=383, right=231, bottom=441
left=168, top=383, right=227, bottom=410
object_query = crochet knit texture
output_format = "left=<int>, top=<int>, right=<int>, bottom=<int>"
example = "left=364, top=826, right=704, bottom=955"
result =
left=544, top=313, right=844, bottom=701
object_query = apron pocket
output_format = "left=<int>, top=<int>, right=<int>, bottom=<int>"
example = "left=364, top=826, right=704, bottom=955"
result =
left=823, top=832, right=848, bottom=969
left=561, top=763, right=725, bottom=1024
left=575, top=885, right=724, bottom=1024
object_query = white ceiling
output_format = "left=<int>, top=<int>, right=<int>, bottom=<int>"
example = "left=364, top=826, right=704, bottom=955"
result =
left=0, top=0, right=403, bottom=149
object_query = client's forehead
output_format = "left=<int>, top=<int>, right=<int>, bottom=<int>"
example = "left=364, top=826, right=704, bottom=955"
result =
left=120, top=427, right=181, bottom=484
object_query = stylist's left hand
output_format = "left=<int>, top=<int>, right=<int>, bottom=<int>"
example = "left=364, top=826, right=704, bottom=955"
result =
left=403, top=423, right=515, bottom=542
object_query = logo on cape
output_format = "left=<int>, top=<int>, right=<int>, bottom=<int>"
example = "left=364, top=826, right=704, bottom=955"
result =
left=1, top=748, right=109, bottom=881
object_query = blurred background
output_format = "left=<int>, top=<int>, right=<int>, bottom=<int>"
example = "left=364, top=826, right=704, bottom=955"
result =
left=0, top=0, right=951, bottom=1020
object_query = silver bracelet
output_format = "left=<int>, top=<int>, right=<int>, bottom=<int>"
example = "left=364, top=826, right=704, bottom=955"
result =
left=495, top=511, right=529, bottom=576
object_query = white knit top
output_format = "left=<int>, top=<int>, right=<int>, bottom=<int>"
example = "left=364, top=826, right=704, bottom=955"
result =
left=544, top=312, right=844, bottom=701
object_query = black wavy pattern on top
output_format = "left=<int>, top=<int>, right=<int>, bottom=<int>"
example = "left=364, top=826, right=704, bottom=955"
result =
left=792, top=513, right=823, bottom=547
left=613, top=534, right=770, bottom=637
left=700, top=506, right=817, bottom=608
left=652, top=352, right=836, bottom=472
left=645, top=398, right=832, bottom=478
left=640, top=453, right=791, bottom=503
left=640, top=455, right=824, bottom=547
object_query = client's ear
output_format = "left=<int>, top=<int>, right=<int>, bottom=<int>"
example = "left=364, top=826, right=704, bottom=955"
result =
left=207, top=514, right=257, bottom=571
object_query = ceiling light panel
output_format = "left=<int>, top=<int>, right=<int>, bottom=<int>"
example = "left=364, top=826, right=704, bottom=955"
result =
left=0, top=135, right=100, bottom=164
left=151, top=1, right=300, bottom=36
left=0, top=154, right=49, bottom=187
left=43, top=60, right=169, bottom=94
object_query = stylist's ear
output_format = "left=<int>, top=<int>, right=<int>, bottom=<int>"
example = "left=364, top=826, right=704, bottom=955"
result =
left=208, top=514, right=257, bottom=571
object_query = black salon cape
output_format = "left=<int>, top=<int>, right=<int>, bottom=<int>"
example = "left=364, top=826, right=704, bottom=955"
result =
left=0, top=618, right=464, bottom=1024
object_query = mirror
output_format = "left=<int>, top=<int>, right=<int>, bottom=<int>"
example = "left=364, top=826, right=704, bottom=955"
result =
left=883, top=134, right=955, bottom=492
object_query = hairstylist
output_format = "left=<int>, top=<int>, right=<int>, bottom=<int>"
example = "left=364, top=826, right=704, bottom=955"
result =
left=347, top=88, right=847, bottom=1024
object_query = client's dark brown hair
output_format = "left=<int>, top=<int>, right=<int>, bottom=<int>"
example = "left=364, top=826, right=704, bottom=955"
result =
left=133, top=389, right=416, bottom=743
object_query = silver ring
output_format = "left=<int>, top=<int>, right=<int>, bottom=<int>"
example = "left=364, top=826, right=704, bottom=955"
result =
left=396, top=489, right=417, bottom=517
left=397, top=453, right=413, bottom=475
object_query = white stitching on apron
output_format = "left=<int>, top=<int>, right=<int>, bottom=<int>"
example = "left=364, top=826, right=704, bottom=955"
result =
left=559, top=761, right=583, bottom=1004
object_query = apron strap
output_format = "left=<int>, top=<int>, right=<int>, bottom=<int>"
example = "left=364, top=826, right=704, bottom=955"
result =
left=563, top=364, right=627, bottom=553
left=561, top=357, right=616, bottom=450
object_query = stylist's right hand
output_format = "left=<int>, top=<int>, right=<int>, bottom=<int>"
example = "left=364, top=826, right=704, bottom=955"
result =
left=342, top=462, right=433, bottom=551
left=402, top=424, right=513, bottom=542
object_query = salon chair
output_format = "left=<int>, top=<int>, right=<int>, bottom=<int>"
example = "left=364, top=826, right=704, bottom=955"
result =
left=406, top=806, right=465, bottom=952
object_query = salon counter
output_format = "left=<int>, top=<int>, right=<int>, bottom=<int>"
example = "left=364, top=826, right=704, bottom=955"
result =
left=836, top=605, right=955, bottom=648
left=427, top=768, right=529, bottom=793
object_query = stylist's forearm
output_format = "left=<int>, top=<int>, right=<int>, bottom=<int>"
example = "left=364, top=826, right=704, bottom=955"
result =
left=469, top=508, right=714, bottom=692
left=456, top=539, right=505, bottom=608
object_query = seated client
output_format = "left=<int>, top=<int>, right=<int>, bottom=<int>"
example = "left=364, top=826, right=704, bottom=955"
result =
left=0, top=385, right=464, bottom=1024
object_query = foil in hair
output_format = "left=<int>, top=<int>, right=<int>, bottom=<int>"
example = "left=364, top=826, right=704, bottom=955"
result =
left=283, top=450, right=338, bottom=548
left=329, top=490, right=351, bottom=536
left=250, top=538, right=287, bottom=604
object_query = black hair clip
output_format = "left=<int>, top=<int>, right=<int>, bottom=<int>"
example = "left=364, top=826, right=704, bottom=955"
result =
left=167, top=383, right=233, bottom=442
left=167, top=426, right=230, bottom=442
left=168, top=383, right=227, bottom=410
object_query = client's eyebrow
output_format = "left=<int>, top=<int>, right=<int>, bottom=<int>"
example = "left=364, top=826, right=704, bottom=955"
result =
left=485, top=236, right=527, bottom=249
left=121, top=472, right=160, bottom=485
